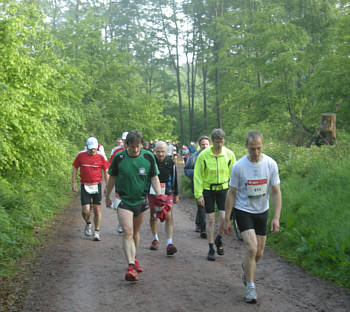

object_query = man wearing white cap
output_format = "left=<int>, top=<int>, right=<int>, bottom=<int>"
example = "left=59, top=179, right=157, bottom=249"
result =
left=72, top=137, right=110, bottom=241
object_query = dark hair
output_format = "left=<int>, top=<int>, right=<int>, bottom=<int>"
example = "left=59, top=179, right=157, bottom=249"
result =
left=246, top=131, right=264, bottom=145
left=198, top=135, right=210, bottom=144
left=211, top=128, right=225, bottom=141
left=126, top=130, right=143, bottom=145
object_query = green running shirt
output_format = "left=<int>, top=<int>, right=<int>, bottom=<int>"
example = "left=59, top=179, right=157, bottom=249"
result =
left=108, top=149, right=159, bottom=206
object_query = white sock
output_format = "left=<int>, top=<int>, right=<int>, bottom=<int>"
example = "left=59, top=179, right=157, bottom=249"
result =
left=167, top=238, right=172, bottom=245
left=153, top=234, right=159, bottom=241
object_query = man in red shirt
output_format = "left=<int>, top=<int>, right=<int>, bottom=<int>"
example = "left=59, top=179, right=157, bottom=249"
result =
left=72, top=137, right=109, bottom=241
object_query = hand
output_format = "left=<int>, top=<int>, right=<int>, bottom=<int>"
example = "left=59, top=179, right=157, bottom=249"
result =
left=173, top=195, right=179, bottom=204
left=105, top=197, right=112, bottom=208
left=197, top=197, right=204, bottom=207
left=271, top=218, right=280, bottom=234
left=72, top=184, right=77, bottom=192
left=224, top=220, right=232, bottom=235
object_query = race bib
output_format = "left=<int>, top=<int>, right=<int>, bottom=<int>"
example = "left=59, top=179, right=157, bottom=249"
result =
left=113, top=198, right=121, bottom=210
left=149, top=183, right=166, bottom=195
left=247, top=179, right=267, bottom=198
left=84, top=184, right=99, bottom=194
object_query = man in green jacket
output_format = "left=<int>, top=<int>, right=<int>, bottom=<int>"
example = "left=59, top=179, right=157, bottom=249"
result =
left=194, top=128, right=236, bottom=261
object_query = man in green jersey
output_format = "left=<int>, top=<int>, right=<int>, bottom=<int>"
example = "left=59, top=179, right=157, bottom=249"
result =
left=106, top=130, right=162, bottom=282
left=194, top=128, right=236, bottom=261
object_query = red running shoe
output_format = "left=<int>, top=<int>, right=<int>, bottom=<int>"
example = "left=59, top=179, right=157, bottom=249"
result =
left=166, top=244, right=177, bottom=255
left=134, top=258, right=143, bottom=273
left=125, top=265, right=138, bottom=281
left=150, top=239, right=159, bottom=250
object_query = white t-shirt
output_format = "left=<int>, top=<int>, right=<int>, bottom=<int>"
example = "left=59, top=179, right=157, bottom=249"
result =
left=229, top=154, right=280, bottom=214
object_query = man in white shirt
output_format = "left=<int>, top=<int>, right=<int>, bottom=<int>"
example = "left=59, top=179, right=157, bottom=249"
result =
left=224, top=131, right=282, bottom=304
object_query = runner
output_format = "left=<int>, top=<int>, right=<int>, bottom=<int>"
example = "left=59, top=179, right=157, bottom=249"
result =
left=72, top=136, right=109, bottom=241
left=184, top=135, right=210, bottom=238
left=83, top=135, right=107, bottom=160
left=166, top=140, right=173, bottom=157
left=109, top=132, right=128, bottom=234
left=182, top=145, right=190, bottom=164
left=109, top=132, right=128, bottom=163
left=194, top=128, right=236, bottom=261
left=105, top=130, right=163, bottom=282
left=171, top=140, right=178, bottom=162
left=188, top=141, right=197, bottom=155
left=224, top=130, right=282, bottom=303
left=149, top=139, right=155, bottom=153
left=148, top=141, right=179, bottom=255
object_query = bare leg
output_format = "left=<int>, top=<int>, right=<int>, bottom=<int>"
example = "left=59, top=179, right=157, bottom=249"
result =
left=165, top=209, right=174, bottom=240
left=241, top=229, right=259, bottom=283
left=82, top=205, right=91, bottom=222
left=217, top=210, right=225, bottom=236
left=92, top=204, right=101, bottom=230
left=206, top=212, right=215, bottom=244
left=118, top=208, right=136, bottom=265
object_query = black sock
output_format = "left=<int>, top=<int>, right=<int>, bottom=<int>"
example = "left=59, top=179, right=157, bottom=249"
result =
left=216, top=235, right=222, bottom=241
left=209, top=243, right=214, bottom=251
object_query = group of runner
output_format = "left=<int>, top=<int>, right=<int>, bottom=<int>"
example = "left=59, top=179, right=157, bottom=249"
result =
left=72, top=128, right=282, bottom=304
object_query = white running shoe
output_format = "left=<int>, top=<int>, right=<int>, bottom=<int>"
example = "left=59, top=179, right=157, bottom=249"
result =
left=245, top=285, right=257, bottom=303
left=84, top=223, right=92, bottom=236
left=117, top=224, right=123, bottom=234
left=93, top=231, right=101, bottom=241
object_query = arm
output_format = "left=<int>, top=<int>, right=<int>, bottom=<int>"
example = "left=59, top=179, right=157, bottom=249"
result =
left=193, top=155, right=204, bottom=206
left=72, top=167, right=78, bottom=192
left=184, top=154, right=194, bottom=178
left=271, top=184, right=282, bottom=233
left=224, top=187, right=237, bottom=235
left=105, top=175, right=116, bottom=208
left=151, top=175, right=162, bottom=197
left=102, top=169, right=109, bottom=193
left=173, top=165, right=179, bottom=203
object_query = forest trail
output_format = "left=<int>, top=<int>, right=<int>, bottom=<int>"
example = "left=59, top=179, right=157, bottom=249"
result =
left=21, top=164, right=350, bottom=312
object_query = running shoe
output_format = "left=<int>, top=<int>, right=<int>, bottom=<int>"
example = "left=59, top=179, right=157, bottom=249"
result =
left=134, top=258, right=143, bottom=273
left=150, top=239, right=159, bottom=250
left=215, top=236, right=224, bottom=255
left=93, top=231, right=101, bottom=241
left=241, top=263, right=247, bottom=286
left=125, top=265, right=138, bottom=281
left=245, top=285, right=257, bottom=303
left=200, top=232, right=207, bottom=239
left=166, top=244, right=177, bottom=255
left=207, top=249, right=215, bottom=261
left=84, top=223, right=92, bottom=236
left=117, top=224, right=123, bottom=234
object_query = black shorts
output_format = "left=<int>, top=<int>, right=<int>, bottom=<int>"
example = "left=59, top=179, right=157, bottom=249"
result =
left=203, top=189, right=227, bottom=214
left=80, top=183, right=102, bottom=206
left=234, top=208, right=269, bottom=236
left=119, top=200, right=149, bottom=217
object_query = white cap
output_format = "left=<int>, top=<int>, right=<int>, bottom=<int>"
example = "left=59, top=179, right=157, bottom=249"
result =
left=122, top=132, right=128, bottom=140
left=87, top=137, right=98, bottom=149
left=166, top=139, right=169, bottom=143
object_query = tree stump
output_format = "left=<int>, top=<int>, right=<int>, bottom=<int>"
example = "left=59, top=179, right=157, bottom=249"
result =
left=317, top=113, right=336, bottom=146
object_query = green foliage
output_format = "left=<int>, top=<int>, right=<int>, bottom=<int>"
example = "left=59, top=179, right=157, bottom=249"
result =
left=267, top=140, right=350, bottom=288
left=0, top=173, right=72, bottom=277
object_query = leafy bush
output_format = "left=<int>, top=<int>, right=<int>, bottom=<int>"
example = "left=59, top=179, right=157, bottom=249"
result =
left=267, top=140, right=350, bottom=288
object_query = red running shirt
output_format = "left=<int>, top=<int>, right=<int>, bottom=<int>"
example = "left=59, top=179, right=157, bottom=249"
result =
left=73, top=151, right=109, bottom=184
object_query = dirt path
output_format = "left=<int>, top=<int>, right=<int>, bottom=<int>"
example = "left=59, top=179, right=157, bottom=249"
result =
left=21, top=164, right=350, bottom=312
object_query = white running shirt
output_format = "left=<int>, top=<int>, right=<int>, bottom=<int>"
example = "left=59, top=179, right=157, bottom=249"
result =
left=229, top=154, right=280, bottom=214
